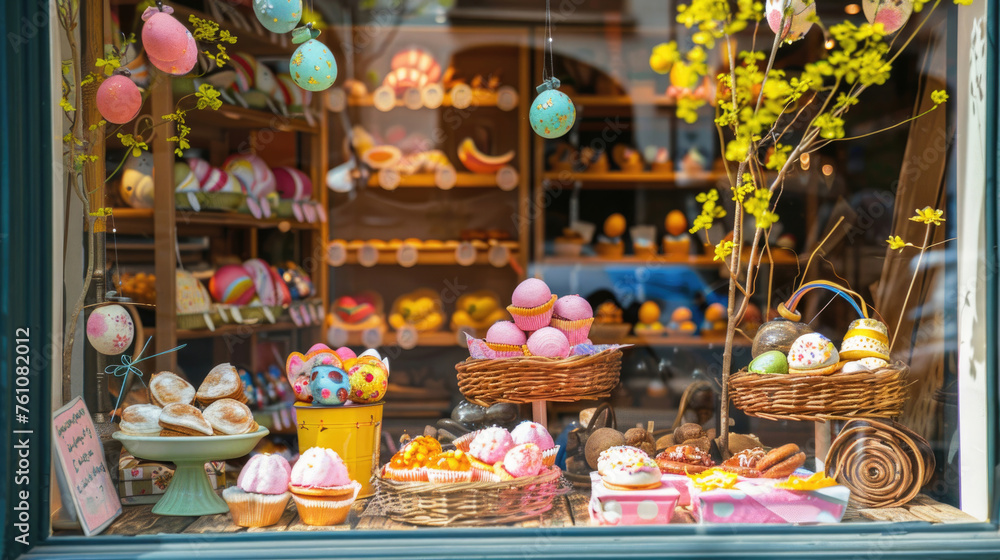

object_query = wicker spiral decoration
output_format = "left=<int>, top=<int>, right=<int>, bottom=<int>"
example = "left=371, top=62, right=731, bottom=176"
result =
left=824, top=419, right=935, bottom=508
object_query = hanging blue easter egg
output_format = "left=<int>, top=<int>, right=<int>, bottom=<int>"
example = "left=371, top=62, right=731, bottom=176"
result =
left=309, top=364, right=351, bottom=406
left=254, top=0, right=302, bottom=34
left=529, top=79, right=575, bottom=139
left=290, top=25, right=336, bottom=92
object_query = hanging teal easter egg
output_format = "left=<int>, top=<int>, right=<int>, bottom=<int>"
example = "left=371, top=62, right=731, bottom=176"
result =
left=529, top=79, right=575, bottom=139
left=254, top=0, right=302, bottom=34
left=290, top=25, right=337, bottom=92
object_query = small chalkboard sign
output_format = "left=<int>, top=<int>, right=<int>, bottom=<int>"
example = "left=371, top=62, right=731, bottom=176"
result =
left=52, top=397, right=121, bottom=536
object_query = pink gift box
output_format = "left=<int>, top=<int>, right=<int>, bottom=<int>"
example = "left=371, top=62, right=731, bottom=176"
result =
left=588, top=472, right=681, bottom=526
left=660, top=473, right=697, bottom=507
left=695, top=480, right=850, bottom=524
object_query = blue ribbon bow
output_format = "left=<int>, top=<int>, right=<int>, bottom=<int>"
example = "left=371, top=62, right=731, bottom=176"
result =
left=107, top=337, right=187, bottom=421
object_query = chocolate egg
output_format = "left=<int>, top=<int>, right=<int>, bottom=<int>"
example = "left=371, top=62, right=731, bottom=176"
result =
left=529, top=88, right=575, bottom=139
left=751, top=319, right=813, bottom=358
left=86, top=304, right=135, bottom=355
left=309, top=365, right=351, bottom=406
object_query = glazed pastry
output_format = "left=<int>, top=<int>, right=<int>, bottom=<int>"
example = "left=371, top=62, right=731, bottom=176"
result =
left=787, top=333, right=841, bottom=375
left=203, top=398, right=258, bottom=435
left=720, top=444, right=806, bottom=478
left=118, top=404, right=162, bottom=436
left=597, top=445, right=661, bottom=490
left=655, top=444, right=715, bottom=475
left=426, top=450, right=473, bottom=483
left=158, top=403, right=213, bottom=436
left=149, top=371, right=195, bottom=408
left=196, top=363, right=247, bottom=406
left=223, top=453, right=292, bottom=528
left=840, top=318, right=891, bottom=361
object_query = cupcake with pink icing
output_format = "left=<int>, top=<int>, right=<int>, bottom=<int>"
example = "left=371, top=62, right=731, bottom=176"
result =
left=510, top=420, right=560, bottom=467
left=506, top=278, right=557, bottom=332
left=550, top=295, right=594, bottom=345
left=468, top=426, right=515, bottom=480
left=484, top=321, right=527, bottom=358
left=496, top=443, right=544, bottom=479
left=526, top=327, right=571, bottom=359
left=288, top=447, right=361, bottom=526
left=223, top=453, right=292, bottom=527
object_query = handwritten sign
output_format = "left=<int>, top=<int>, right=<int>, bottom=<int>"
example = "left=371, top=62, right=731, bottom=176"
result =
left=52, top=397, right=120, bottom=536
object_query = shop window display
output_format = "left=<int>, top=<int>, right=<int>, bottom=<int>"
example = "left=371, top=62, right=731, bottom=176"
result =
left=3, top=0, right=1000, bottom=558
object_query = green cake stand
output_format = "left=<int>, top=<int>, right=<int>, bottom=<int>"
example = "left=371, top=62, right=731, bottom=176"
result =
left=113, top=427, right=268, bottom=516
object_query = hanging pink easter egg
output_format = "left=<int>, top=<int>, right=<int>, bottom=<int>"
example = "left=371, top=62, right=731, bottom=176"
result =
left=86, top=304, right=135, bottom=356
left=863, top=0, right=913, bottom=34
left=141, top=5, right=190, bottom=63
left=765, top=0, right=816, bottom=42
left=96, top=74, right=142, bottom=124
left=148, top=33, right=198, bottom=75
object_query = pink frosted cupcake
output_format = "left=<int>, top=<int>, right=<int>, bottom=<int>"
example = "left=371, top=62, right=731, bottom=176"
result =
left=511, top=420, right=560, bottom=467
left=484, top=321, right=527, bottom=358
left=526, top=327, right=571, bottom=358
left=223, top=453, right=292, bottom=528
left=496, top=443, right=544, bottom=479
left=507, top=278, right=557, bottom=332
left=289, top=447, right=361, bottom=526
left=550, top=295, right=594, bottom=345
left=468, top=427, right=515, bottom=480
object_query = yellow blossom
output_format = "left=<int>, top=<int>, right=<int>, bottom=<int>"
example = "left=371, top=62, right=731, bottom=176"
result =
left=910, top=207, right=945, bottom=226
left=714, top=240, right=735, bottom=262
left=886, top=235, right=912, bottom=252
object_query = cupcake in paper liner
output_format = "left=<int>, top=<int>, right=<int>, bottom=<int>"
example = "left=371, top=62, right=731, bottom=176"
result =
left=510, top=421, right=558, bottom=467
left=550, top=295, right=595, bottom=345
left=507, top=279, right=557, bottom=332
left=224, top=453, right=292, bottom=528
left=483, top=321, right=528, bottom=358
left=289, top=482, right=361, bottom=526
left=426, top=450, right=473, bottom=483
left=452, top=430, right=479, bottom=453
left=383, top=435, right=441, bottom=481
left=382, top=464, right=427, bottom=482
left=469, top=456, right=500, bottom=482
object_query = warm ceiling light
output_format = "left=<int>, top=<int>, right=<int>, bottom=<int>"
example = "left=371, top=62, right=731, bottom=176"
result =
left=845, top=3, right=861, bottom=15
left=800, top=153, right=811, bottom=170
left=822, top=164, right=834, bottom=176
left=825, top=38, right=836, bottom=50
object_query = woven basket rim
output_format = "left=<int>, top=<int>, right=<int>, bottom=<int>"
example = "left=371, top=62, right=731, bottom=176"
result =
left=377, top=464, right=562, bottom=492
left=732, top=361, right=909, bottom=379
left=458, top=347, right=622, bottom=366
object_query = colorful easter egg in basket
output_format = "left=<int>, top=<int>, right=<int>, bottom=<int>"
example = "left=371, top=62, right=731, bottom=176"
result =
left=310, top=365, right=351, bottom=406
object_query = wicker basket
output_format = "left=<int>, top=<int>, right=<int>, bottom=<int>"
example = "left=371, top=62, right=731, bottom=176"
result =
left=728, top=363, right=909, bottom=422
left=373, top=466, right=565, bottom=526
left=176, top=310, right=224, bottom=331
left=237, top=304, right=286, bottom=324
left=456, top=349, right=622, bottom=406
left=202, top=192, right=246, bottom=211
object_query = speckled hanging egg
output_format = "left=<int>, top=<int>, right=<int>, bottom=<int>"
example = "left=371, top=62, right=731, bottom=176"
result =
left=96, top=74, right=142, bottom=124
left=289, top=25, right=336, bottom=92
left=529, top=83, right=575, bottom=139
left=86, top=304, right=135, bottom=356
left=863, top=0, right=913, bottom=34
left=765, top=0, right=816, bottom=42
left=254, top=0, right=302, bottom=34
left=141, top=5, right=191, bottom=64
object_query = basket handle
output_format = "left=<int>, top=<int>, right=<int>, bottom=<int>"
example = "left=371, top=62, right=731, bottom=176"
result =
left=585, top=402, right=616, bottom=432
left=777, top=280, right=870, bottom=322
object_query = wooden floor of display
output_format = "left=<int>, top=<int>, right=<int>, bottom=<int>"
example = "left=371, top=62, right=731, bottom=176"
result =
left=59, top=491, right=976, bottom=536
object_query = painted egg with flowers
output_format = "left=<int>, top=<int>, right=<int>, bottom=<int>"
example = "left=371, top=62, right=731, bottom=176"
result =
left=290, top=39, right=337, bottom=92
left=863, top=0, right=913, bottom=34
left=86, top=304, right=135, bottom=356
left=254, top=0, right=303, bottom=34
left=529, top=88, right=575, bottom=139
left=765, top=0, right=816, bottom=42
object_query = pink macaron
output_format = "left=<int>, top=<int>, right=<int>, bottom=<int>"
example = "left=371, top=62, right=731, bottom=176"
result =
left=526, top=327, right=570, bottom=358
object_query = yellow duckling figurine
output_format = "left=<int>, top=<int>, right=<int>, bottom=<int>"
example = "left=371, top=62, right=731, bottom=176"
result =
left=389, top=289, right=445, bottom=332
left=450, top=291, right=508, bottom=335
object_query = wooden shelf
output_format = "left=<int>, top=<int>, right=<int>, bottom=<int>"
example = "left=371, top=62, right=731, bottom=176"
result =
left=170, top=4, right=295, bottom=56
left=537, top=252, right=798, bottom=268
left=571, top=94, right=677, bottom=107
left=175, top=320, right=319, bottom=341
left=366, top=172, right=504, bottom=189
left=542, top=170, right=727, bottom=188
left=109, top=208, right=321, bottom=235
left=334, top=240, right=519, bottom=267
left=191, top=104, right=320, bottom=134
left=340, top=330, right=465, bottom=347
left=621, top=334, right=752, bottom=348
left=344, top=91, right=507, bottom=110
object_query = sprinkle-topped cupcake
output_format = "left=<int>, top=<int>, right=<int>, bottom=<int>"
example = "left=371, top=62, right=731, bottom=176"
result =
left=507, top=278, right=557, bottom=332
left=550, top=295, right=594, bottom=345
left=597, top=446, right=661, bottom=490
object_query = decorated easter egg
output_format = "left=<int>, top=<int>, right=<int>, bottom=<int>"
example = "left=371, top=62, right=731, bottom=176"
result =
left=96, top=74, right=142, bottom=124
left=292, top=373, right=313, bottom=403
left=209, top=264, right=256, bottom=305
left=529, top=88, right=575, bottom=139
left=243, top=258, right=280, bottom=306
left=748, top=350, right=789, bottom=374
left=346, top=355, right=389, bottom=403
left=864, top=0, right=913, bottom=34
left=174, top=162, right=199, bottom=192
left=175, top=270, right=212, bottom=314
left=120, top=151, right=155, bottom=208
left=765, top=0, right=816, bottom=42
left=787, top=332, right=839, bottom=372
left=186, top=157, right=212, bottom=184
left=273, top=167, right=312, bottom=200
left=277, top=73, right=306, bottom=108
left=310, top=365, right=351, bottom=405
left=255, top=61, right=278, bottom=97
left=254, top=0, right=303, bottom=34
left=290, top=39, right=337, bottom=92
left=230, top=52, right=257, bottom=93
left=147, top=32, right=197, bottom=75
left=141, top=7, right=190, bottom=63
left=86, top=304, right=135, bottom=355
left=224, top=154, right=277, bottom=198
left=279, top=264, right=314, bottom=299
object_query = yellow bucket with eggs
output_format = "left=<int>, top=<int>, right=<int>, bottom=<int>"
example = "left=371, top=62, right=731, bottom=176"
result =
left=294, top=402, right=383, bottom=498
